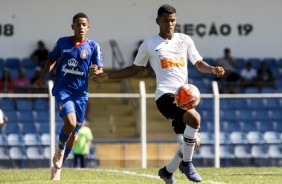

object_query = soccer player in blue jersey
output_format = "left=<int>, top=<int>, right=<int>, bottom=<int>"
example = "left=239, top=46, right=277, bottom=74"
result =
left=35, top=12, right=103, bottom=180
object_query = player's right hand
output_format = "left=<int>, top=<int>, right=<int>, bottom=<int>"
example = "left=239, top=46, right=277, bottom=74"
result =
left=90, top=73, right=109, bottom=84
left=34, top=79, right=45, bottom=88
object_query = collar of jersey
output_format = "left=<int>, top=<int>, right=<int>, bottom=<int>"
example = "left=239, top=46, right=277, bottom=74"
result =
left=70, top=36, right=87, bottom=47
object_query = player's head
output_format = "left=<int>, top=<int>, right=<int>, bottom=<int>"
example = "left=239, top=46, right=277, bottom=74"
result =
left=72, top=12, right=90, bottom=41
left=156, top=4, right=176, bottom=39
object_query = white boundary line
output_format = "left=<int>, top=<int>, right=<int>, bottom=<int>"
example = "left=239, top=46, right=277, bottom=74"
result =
left=96, top=169, right=161, bottom=180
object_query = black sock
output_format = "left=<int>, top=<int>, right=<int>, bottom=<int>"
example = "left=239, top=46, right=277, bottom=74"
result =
left=163, top=166, right=173, bottom=176
left=181, top=160, right=189, bottom=166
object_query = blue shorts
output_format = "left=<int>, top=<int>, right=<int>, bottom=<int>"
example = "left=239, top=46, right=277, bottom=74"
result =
left=55, top=90, right=88, bottom=133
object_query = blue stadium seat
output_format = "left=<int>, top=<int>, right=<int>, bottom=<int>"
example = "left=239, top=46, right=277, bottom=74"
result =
left=23, top=133, right=41, bottom=146
left=0, top=98, right=15, bottom=111
left=200, top=121, right=213, bottom=132
left=33, top=99, right=49, bottom=111
left=251, top=145, right=267, bottom=158
left=16, top=99, right=33, bottom=111
left=248, top=99, right=266, bottom=109
left=203, top=57, right=215, bottom=66
left=21, top=58, right=37, bottom=69
left=234, top=58, right=246, bottom=69
left=201, top=109, right=214, bottom=121
left=230, top=131, right=248, bottom=144
left=0, top=58, right=4, bottom=78
left=234, top=145, right=251, bottom=158
left=21, top=123, right=37, bottom=134
left=220, top=145, right=234, bottom=159
left=34, top=110, right=49, bottom=123
left=265, top=98, right=280, bottom=109
left=3, top=124, right=21, bottom=134
left=258, top=121, right=274, bottom=132
left=240, top=121, right=258, bottom=132
left=254, top=110, right=270, bottom=121
left=262, top=58, right=277, bottom=69
left=246, top=58, right=261, bottom=69
left=26, top=146, right=44, bottom=159
left=200, top=132, right=214, bottom=144
left=220, top=132, right=230, bottom=144
left=40, top=133, right=50, bottom=146
left=261, top=87, right=276, bottom=93
left=247, top=131, right=263, bottom=144
left=43, top=146, right=51, bottom=159
left=8, top=68, right=19, bottom=80
left=244, top=87, right=260, bottom=93
left=5, top=58, right=20, bottom=69
left=268, top=145, right=282, bottom=158
left=263, top=131, right=281, bottom=144
left=199, top=145, right=214, bottom=159
left=0, top=147, right=9, bottom=159
left=233, top=99, right=248, bottom=109
left=7, top=134, right=23, bottom=146
left=24, top=68, right=36, bottom=80
left=220, top=110, right=238, bottom=121
left=270, top=110, right=282, bottom=121
left=188, top=68, right=202, bottom=78
left=37, top=123, right=50, bottom=134
left=220, top=99, right=233, bottom=110
left=9, top=146, right=26, bottom=159
left=222, top=121, right=241, bottom=132
left=237, top=110, right=255, bottom=121
left=4, top=111, right=18, bottom=124
left=17, top=111, right=34, bottom=123
left=0, top=134, right=7, bottom=146
left=198, top=98, right=213, bottom=110
left=275, top=122, right=282, bottom=132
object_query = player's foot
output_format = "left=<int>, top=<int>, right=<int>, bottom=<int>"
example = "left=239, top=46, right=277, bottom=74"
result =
left=158, top=168, right=176, bottom=184
left=50, top=166, right=61, bottom=180
left=53, top=146, right=65, bottom=169
left=179, top=161, right=202, bottom=182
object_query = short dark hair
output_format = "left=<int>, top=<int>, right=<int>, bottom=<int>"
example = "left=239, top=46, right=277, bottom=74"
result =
left=157, top=4, right=176, bottom=17
left=73, top=12, right=89, bottom=23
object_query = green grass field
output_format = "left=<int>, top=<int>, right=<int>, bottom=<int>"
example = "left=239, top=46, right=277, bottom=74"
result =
left=0, top=167, right=281, bottom=184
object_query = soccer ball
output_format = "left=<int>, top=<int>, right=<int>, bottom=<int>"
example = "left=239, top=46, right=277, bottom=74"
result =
left=174, top=83, right=201, bottom=110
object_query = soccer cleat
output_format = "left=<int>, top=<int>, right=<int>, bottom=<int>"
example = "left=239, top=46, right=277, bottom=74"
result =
left=50, top=166, right=61, bottom=180
left=158, top=168, right=176, bottom=184
left=53, top=146, right=65, bottom=169
left=179, top=161, right=202, bottom=182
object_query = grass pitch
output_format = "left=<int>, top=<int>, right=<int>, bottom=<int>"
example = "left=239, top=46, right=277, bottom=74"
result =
left=0, top=167, right=281, bottom=184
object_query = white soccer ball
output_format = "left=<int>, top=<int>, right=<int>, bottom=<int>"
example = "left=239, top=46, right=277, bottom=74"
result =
left=174, top=83, right=201, bottom=110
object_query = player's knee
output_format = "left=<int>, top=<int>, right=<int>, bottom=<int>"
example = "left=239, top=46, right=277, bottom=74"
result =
left=184, top=110, right=201, bottom=128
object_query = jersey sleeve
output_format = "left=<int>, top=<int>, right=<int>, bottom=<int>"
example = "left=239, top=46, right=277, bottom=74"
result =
left=91, top=43, right=103, bottom=68
left=133, top=41, right=150, bottom=67
left=48, top=39, right=61, bottom=61
left=186, top=36, right=203, bottom=65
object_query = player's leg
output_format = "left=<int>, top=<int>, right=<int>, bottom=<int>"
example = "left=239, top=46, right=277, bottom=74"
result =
left=156, top=94, right=202, bottom=182
left=179, top=109, right=202, bottom=182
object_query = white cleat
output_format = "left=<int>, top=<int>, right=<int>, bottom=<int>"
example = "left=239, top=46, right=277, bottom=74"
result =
left=50, top=166, right=61, bottom=180
left=53, top=146, right=65, bottom=169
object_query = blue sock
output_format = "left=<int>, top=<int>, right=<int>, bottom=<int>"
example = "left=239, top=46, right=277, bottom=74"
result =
left=62, top=146, right=73, bottom=165
left=58, top=128, right=70, bottom=150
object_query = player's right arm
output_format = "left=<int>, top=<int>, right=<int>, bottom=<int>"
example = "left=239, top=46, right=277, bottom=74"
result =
left=91, top=64, right=143, bottom=83
left=34, top=59, right=57, bottom=87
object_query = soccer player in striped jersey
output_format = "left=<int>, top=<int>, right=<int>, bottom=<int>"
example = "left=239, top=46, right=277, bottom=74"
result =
left=35, top=12, right=103, bottom=180
left=92, top=4, right=224, bottom=183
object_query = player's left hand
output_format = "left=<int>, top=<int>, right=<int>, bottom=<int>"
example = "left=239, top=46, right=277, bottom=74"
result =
left=212, top=66, right=225, bottom=78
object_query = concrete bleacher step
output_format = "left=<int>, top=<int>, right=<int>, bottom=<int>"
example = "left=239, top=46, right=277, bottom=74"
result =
left=87, top=79, right=136, bottom=138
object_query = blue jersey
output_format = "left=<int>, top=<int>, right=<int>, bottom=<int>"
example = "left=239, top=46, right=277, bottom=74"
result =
left=48, top=36, right=103, bottom=96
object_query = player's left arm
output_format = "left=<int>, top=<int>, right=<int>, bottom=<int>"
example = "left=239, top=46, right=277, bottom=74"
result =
left=194, top=60, right=225, bottom=78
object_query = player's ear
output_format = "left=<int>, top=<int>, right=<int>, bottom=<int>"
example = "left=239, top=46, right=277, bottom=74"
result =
left=156, top=18, right=160, bottom=25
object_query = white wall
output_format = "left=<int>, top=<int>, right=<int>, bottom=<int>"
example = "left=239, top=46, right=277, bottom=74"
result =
left=1, top=0, right=282, bottom=68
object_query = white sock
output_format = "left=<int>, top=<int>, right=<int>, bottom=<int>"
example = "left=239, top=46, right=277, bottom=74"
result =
left=182, top=125, right=198, bottom=162
left=166, top=147, right=182, bottom=173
